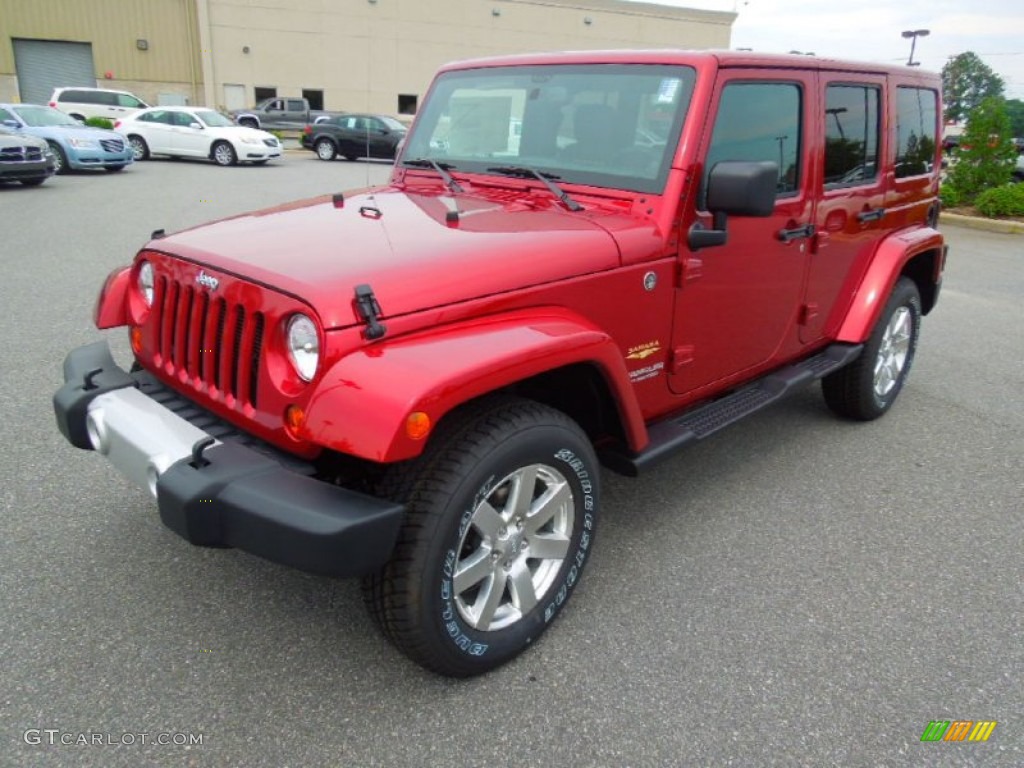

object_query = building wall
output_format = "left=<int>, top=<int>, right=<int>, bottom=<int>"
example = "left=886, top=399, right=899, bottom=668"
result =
left=0, top=0, right=202, bottom=104
left=1, top=0, right=733, bottom=113
left=206, top=0, right=734, bottom=114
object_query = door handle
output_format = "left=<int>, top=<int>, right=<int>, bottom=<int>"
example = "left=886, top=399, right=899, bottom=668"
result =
left=777, top=223, right=815, bottom=243
left=857, top=207, right=886, bottom=222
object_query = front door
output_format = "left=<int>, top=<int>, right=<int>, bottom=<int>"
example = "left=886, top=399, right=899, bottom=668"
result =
left=170, top=110, right=207, bottom=157
left=670, top=72, right=816, bottom=395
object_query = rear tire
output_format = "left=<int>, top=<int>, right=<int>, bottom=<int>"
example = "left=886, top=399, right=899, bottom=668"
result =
left=823, top=277, right=921, bottom=420
left=128, top=135, right=149, bottom=161
left=315, top=138, right=337, bottom=161
left=362, top=396, right=599, bottom=677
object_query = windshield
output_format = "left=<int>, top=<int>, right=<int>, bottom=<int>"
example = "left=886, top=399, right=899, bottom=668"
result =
left=13, top=105, right=81, bottom=127
left=402, top=64, right=695, bottom=194
left=194, top=109, right=236, bottom=128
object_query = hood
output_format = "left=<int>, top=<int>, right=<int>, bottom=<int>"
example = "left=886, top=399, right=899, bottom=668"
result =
left=218, top=126, right=274, bottom=141
left=151, top=186, right=656, bottom=328
left=0, top=130, right=48, bottom=149
left=22, top=124, right=123, bottom=142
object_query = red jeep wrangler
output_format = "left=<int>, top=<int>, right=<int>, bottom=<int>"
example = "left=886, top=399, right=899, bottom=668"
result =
left=54, top=51, right=946, bottom=677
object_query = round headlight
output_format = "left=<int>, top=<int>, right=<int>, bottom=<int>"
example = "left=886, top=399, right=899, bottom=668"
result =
left=287, top=314, right=319, bottom=382
left=137, top=261, right=154, bottom=306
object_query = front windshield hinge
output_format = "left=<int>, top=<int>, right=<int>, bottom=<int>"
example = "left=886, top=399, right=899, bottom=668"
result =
left=353, top=284, right=387, bottom=341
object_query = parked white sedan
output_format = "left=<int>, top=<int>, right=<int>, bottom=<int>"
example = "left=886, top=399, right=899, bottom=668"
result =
left=115, top=106, right=281, bottom=166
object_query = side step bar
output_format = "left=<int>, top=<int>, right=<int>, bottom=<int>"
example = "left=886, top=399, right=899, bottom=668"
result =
left=601, top=343, right=863, bottom=476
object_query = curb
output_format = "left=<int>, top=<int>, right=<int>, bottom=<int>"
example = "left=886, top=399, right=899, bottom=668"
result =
left=940, top=212, right=1024, bottom=235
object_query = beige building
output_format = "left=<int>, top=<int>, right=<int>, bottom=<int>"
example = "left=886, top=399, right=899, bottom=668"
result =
left=0, top=0, right=734, bottom=115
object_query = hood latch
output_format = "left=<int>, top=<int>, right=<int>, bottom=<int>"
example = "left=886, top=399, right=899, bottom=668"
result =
left=354, top=284, right=387, bottom=340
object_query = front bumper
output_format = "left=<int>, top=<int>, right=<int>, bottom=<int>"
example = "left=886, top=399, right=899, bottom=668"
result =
left=66, top=147, right=133, bottom=169
left=53, top=341, right=403, bottom=577
left=0, top=157, right=55, bottom=181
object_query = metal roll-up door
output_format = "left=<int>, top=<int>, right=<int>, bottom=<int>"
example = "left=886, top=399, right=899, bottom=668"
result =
left=13, top=39, right=95, bottom=104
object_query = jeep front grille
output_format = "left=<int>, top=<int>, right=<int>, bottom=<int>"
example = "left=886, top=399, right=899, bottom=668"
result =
left=0, top=146, right=43, bottom=162
left=154, top=276, right=265, bottom=408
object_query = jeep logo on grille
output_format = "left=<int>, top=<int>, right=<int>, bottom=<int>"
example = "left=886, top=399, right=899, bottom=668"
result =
left=195, top=270, right=219, bottom=291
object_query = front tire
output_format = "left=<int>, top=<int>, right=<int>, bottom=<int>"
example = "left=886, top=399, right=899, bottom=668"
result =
left=823, top=277, right=921, bottom=420
left=47, top=142, right=67, bottom=174
left=212, top=141, right=237, bottom=166
left=363, top=397, right=599, bottom=677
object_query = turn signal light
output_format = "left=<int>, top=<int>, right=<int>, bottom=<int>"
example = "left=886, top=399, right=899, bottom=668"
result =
left=130, top=326, right=143, bottom=355
left=284, top=404, right=306, bottom=438
left=406, top=411, right=431, bottom=441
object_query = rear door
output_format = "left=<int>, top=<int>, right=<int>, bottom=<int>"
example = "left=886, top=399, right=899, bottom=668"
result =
left=137, top=110, right=176, bottom=154
left=670, top=70, right=817, bottom=395
left=285, top=99, right=308, bottom=127
left=803, top=75, right=887, bottom=342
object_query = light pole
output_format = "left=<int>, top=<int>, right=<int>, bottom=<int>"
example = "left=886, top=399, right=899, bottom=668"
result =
left=902, top=29, right=930, bottom=67
left=826, top=107, right=848, bottom=139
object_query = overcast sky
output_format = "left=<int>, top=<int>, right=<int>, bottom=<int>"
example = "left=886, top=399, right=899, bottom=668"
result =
left=624, top=0, right=1024, bottom=100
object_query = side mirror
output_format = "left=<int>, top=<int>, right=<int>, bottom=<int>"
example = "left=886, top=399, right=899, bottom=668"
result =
left=688, top=161, right=779, bottom=251
left=189, top=122, right=203, bottom=130
left=2, top=119, right=20, bottom=129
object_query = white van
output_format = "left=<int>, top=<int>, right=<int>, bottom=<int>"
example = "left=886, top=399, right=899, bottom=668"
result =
left=49, top=87, right=149, bottom=122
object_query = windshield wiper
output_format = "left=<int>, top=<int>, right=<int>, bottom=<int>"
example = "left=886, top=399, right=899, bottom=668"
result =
left=486, top=165, right=584, bottom=212
left=402, top=158, right=463, bottom=193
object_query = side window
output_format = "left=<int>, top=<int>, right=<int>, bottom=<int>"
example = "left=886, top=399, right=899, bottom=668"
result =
left=895, top=87, right=938, bottom=178
left=118, top=94, right=143, bottom=108
left=268, top=100, right=283, bottom=112
left=824, top=84, right=880, bottom=187
left=286, top=99, right=305, bottom=111
left=0, top=107, right=14, bottom=122
left=172, top=112, right=195, bottom=127
left=705, top=82, right=802, bottom=200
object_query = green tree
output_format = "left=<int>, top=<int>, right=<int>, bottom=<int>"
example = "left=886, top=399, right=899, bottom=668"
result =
left=1005, top=99, right=1024, bottom=138
left=946, top=96, right=1017, bottom=204
left=941, top=52, right=1005, bottom=124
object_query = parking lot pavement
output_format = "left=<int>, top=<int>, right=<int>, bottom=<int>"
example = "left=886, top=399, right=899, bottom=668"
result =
left=2, top=157, right=1022, bottom=767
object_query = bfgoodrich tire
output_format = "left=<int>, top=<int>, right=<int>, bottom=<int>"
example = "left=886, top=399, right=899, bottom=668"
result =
left=823, top=277, right=921, bottom=420
left=362, top=397, right=599, bottom=677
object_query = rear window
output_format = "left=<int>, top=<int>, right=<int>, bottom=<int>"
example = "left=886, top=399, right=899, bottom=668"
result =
left=824, top=84, right=880, bottom=187
left=58, top=90, right=90, bottom=103
left=895, top=87, right=938, bottom=179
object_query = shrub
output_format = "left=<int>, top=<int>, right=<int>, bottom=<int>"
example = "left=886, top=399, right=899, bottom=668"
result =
left=939, top=184, right=962, bottom=209
left=84, top=117, right=114, bottom=130
left=974, top=183, right=1024, bottom=217
left=945, top=97, right=1017, bottom=203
